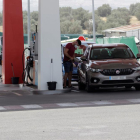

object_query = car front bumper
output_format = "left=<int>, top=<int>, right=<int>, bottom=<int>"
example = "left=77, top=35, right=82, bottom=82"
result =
left=88, top=70, right=140, bottom=87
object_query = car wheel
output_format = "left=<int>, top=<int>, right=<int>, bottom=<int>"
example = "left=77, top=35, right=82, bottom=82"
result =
left=86, top=75, right=92, bottom=92
left=78, top=81, right=85, bottom=90
left=125, top=85, right=132, bottom=89
left=135, top=85, right=140, bottom=91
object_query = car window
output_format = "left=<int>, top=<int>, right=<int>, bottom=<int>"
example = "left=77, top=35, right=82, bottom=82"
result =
left=90, top=47, right=135, bottom=60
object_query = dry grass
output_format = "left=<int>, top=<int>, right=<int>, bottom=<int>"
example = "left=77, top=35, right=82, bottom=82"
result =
left=0, top=26, right=3, bottom=32
left=100, top=17, right=107, bottom=22
left=83, top=30, right=88, bottom=34
left=99, top=16, right=140, bottom=25
left=130, top=16, right=140, bottom=24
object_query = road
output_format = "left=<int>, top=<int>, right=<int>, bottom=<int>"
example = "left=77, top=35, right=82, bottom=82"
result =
left=0, top=104, right=140, bottom=140
left=0, top=86, right=140, bottom=106
left=0, top=86, right=139, bottom=139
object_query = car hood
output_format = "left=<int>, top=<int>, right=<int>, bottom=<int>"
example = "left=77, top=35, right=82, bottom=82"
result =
left=89, top=59, right=140, bottom=69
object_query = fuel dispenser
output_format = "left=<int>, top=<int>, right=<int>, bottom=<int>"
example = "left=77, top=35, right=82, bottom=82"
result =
left=23, top=26, right=38, bottom=86
left=0, top=36, right=3, bottom=79
left=30, top=31, right=38, bottom=86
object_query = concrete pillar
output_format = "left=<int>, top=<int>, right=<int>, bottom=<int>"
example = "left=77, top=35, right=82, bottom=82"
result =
left=38, top=0, right=63, bottom=90
left=27, top=0, right=31, bottom=46
left=3, top=0, right=24, bottom=84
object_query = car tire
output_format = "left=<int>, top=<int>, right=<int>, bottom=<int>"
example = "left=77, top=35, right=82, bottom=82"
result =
left=135, top=85, right=140, bottom=91
left=86, top=75, right=92, bottom=92
left=78, top=81, right=85, bottom=90
left=125, top=85, right=132, bottom=89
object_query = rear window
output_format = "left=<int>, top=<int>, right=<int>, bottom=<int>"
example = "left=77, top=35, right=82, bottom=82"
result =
left=90, top=47, right=135, bottom=60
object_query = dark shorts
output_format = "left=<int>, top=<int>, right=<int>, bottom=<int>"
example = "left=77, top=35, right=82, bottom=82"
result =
left=63, top=61, right=73, bottom=73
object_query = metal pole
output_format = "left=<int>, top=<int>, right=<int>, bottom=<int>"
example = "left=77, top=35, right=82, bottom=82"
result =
left=27, top=0, right=31, bottom=46
left=92, top=0, right=96, bottom=43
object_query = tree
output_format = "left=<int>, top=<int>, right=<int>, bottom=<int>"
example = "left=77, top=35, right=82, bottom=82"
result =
left=135, top=4, right=140, bottom=20
left=68, top=20, right=83, bottom=34
left=23, top=20, right=27, bottom=34
left=30, top=19, right=38, bottom=33
left=106, top=8, right=130, bottom=27
left=0, top=12, right=2, bottom=26
left=97, top=4, right=111, bottom=17
left=30, top=11, right=38, bottom=21
left=60, top=7, right=73, bottom=22
left=60, top=20, right=83, bottom=34
left=23, top=11, right=27, bottom=34
left=23, top=11, right=38, bottom=34
left=72, top=7, right=91, bottom=29
left=129, top=4, right=137, bottom=15
left=129, top=3, right=140, bottom=18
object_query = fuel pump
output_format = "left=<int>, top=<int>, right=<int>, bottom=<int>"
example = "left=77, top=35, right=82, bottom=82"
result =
left=0, top=36, right=2, bottom=81
left=0, top=36, right=2, bottom=65
left=22, top=25, right=39, bottom=86
left=30, top=25, right=38, bottom=61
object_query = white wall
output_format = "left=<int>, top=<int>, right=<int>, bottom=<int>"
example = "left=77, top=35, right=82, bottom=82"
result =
left=38, top=0, right=63, bottom=90
left=126, top=29, right=140, bottom=40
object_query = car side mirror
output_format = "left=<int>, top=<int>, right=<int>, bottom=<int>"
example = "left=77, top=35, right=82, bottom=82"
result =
left=137, top=54, right=140, bottom=59
left=80, top=56, right=87, bottom=61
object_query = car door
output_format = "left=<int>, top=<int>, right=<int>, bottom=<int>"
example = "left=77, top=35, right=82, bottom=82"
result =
left=80, top=47, right=90, bottom=83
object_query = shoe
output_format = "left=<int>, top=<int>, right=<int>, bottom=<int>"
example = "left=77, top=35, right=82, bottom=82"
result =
left=63, top=86, right=67, bottom=88
left=68, top=85, right=73, bottom=88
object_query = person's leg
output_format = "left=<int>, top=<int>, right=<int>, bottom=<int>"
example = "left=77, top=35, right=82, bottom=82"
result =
left=64, top=73, right=68, bottom=87
left=68, top=62, right=73, bottom=87
left=68, top=71, right=72, bottom=87
left=63, top=62, right=70, bottom=87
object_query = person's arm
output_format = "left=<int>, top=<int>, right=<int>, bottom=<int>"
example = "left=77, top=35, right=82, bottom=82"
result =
left=73, top=53, right=75, bottom=59
left=64, top=48, right=73, bottom=60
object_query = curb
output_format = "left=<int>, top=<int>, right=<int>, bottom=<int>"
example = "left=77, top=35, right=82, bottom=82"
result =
left=32, top=88, right=71, bottom=95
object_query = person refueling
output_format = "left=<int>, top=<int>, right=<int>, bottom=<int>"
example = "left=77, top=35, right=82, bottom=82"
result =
left=63, top=39, right=81, bottom=88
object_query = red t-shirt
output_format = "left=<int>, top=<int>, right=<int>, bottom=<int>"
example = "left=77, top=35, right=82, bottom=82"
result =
left=63, top=43, right=75, bottom=61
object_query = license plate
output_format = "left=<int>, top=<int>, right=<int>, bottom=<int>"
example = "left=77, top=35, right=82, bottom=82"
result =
left=109, top=76, right=126, bottom=80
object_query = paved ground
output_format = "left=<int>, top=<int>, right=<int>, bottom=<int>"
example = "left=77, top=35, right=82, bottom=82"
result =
left=0, top=84, right=140, bottom=112
left=0, top=84, right=140, bottom=139
left=0, top=104, right=140, bottom=140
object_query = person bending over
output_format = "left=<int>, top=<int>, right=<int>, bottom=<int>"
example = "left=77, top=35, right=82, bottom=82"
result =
left=63, top=39, right=81, bottom=88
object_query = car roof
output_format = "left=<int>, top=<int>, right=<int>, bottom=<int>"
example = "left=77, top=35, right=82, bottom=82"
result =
left=61, top=41, right=95, bottom=46
left=91, top=43, right=128, bottom=48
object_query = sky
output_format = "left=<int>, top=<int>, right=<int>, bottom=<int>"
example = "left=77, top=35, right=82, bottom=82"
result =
left=0, top=0, right=140, bottom=12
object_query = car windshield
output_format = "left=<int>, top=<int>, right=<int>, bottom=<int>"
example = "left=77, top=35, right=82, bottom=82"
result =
left=90, top=47, right=135, bottom=60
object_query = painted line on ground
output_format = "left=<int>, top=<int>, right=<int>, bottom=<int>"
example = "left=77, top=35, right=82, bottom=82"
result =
left=0, top=106, right=6, bottom=110
left=92, top=101, right=115, bottom=105
left=57, top=103, right=78, bottom=107
left=0, top=98, right=139, bottom=111
left=21, top=104, right=43, bottom=109
left=12, top=92, right=23, bottom=96
left=128, top=99, right=140, bottom=103
left=4, top=105, right=24, bottom=110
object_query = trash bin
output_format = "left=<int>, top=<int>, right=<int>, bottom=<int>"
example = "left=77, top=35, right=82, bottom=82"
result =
left=11, top=77, right=19, bottom=84
left=47, top=81, right=57, bottom=90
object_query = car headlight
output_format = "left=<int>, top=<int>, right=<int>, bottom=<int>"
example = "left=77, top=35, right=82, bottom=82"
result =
left=133, top=67, right=140, bottom=71
left=90, top=68, right=101, bottom=73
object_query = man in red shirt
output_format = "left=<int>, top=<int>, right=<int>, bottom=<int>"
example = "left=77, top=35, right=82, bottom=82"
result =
left=63, top=39, right=81, bottom=88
